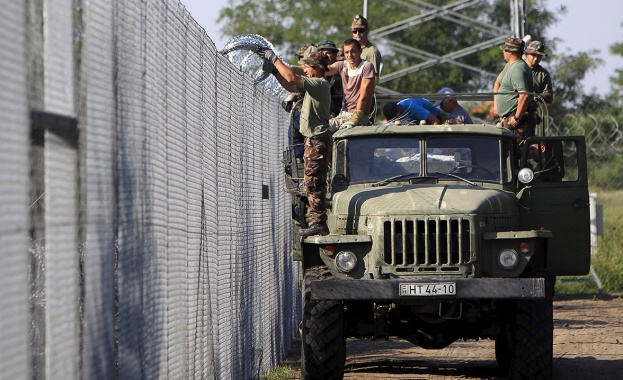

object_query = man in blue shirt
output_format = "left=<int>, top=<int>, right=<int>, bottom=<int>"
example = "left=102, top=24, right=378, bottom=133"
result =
left=383, top=98, right=441, bottom=125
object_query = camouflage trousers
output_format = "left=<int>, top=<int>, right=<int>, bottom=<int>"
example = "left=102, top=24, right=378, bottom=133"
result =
left=304, top=133, right=332, bottom=223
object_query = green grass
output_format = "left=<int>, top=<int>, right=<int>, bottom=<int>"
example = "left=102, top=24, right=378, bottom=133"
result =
left=557, top=190, right=623, bottom=295
left=254, top=365, right=298, bottom=380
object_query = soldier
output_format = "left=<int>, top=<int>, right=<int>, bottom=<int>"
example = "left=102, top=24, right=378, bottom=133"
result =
left=255, top=48, right=332, bottom=237
left=494, top=37, right=535, bottom=141
left=350, top=14, right=382, bottom=83
left=524, top=40, right=554, bottom=104
left=317, top=39, right=344, bottom=117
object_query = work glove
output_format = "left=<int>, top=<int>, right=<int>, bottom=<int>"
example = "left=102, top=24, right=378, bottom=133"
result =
left=255, top=48, right=278, bottom=64
left=262, top=59, right=276, bottom=75
left=347, top=110, right=365, bottom=126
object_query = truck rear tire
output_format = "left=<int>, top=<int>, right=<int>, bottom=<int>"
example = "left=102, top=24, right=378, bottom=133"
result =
left=301, top=266, right=346, bottom=380
left=507, top=293, right=553, bottom=379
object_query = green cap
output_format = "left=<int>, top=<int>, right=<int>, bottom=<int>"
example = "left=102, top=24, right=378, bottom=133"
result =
left=316, top=39, right=339, bottom=51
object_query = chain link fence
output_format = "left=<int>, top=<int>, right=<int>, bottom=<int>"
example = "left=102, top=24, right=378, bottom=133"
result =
left=1, top=0, right=297, bottom=379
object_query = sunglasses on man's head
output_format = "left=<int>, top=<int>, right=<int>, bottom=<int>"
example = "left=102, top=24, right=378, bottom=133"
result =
left=352, top=28, right=366, bottom=34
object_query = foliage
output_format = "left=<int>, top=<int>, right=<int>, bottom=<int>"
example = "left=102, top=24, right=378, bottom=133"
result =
left=547, top=51, right=604, bottom=119
left=609, top=24, right=623, bottom=102
left=592, top=217, right=623, bottom=294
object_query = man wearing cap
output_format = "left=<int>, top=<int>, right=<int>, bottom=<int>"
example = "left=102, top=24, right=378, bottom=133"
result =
left=317, top=39, right=344, bottom=117
left=434, top=87, right=473, bottom=124
left=525, top=40, right=554, bottom=104
left=493, top=37, right=535, bottom=141
left=383, top=98, right=441, bottom=125
left=351, top=14, right=382, bottom=83
left=326, top=38, right=376, bottom=130
left=254, top=48, right=332, bottom=237
left=296, top=43, right=317, bottom=61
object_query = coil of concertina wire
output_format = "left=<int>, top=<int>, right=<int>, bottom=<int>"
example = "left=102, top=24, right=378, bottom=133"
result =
left=220, top=34, right=289, bottom=98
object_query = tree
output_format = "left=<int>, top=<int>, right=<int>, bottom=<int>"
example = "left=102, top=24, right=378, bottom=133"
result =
left=547, top=50, right=604, bottom=118
left=608, top=23, right=623, bottom=102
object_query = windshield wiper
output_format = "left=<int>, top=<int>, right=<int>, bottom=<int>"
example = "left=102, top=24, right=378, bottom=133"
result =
left=372, top=172, right=420, bottom=187
left=431, top=171, right=478, bottom=186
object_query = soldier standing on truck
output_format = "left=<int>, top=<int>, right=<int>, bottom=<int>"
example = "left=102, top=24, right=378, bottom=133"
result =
left=255, top=48, right=332, bottom=237
left=350, top=14, right=382, bottom=83
left=524, top=40, right=554, bottom=104
left=493, top=37, right=535, bottom=141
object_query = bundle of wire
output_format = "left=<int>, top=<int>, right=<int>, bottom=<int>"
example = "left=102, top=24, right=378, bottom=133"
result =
left=220, top=34, right=289, bottom=97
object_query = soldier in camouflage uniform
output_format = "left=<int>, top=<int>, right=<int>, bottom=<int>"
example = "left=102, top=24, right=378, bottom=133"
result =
left=525, top=40, right=554, bottom=104
left=255, top=48, right=332, bottom=237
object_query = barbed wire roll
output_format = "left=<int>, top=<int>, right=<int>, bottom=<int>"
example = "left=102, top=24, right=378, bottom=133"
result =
left=220, top=34, right=289, bottom=98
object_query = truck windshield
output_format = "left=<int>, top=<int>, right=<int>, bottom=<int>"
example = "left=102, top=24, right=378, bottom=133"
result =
left=346, top=137, right=421, bottom=183
left=426, top=137, right=505, bottom=183
left=344, top=136, right=508, bottom=184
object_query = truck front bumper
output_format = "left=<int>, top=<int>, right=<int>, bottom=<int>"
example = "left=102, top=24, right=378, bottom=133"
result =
left=311, top=277, right=545, bottom=301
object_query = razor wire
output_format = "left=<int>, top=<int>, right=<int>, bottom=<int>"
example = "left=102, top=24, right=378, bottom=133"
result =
left=550, top=113, right=623, bottom=158
left=220, top=34, right=290, bottom=98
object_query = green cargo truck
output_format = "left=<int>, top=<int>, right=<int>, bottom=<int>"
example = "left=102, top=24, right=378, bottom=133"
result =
left=284, top=111, right=590, bottom=379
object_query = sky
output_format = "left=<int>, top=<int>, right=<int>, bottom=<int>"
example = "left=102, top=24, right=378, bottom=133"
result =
left=180, top=0, right=622, bottom=96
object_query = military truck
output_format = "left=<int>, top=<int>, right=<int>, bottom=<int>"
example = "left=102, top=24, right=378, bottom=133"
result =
left=284, top=104, right=590, bottom=379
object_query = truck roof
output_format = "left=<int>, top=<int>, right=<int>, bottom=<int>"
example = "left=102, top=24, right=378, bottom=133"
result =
left=332, top=123, right=517, bottom=140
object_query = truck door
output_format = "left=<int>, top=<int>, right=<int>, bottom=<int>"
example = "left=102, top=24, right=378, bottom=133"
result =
left=518, top=136, right=590, bottom=276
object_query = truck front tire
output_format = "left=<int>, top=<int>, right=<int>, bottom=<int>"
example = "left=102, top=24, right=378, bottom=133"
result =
left=301, top=266, right=346, bottom=380
left=498, top=275, right=553, bottom=379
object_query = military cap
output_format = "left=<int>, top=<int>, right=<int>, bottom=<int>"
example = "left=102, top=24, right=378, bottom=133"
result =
left=298, top=51, right=329, bottom=71
left=296, top=43, right=313, bottom=57
left=525, top=40, right=548, bottom=56
left=351, top=14, right=368, bottom=29
left=499, top=37, right=525, bottom=53
left=316, top=39, right=339, bottom=51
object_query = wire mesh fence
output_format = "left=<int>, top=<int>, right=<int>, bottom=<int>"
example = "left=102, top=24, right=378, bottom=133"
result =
left=1, top=0, right=297, bottom=379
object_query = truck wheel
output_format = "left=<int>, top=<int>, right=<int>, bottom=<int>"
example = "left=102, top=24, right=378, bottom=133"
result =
left=507, top=294, right=553, bottom=379
left=301, top=266, right=345, bottom=380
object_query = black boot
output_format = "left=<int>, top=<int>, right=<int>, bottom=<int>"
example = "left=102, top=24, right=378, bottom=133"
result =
left=300, top=222, right=329, bottom=237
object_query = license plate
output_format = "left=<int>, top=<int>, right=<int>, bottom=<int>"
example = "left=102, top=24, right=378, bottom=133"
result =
left=400, top=282, right=456, bottom=296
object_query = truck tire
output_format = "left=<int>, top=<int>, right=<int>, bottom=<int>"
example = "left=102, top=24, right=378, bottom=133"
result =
left=301, top=266, right=345, bottom=380
left=507, top=291, right=553, bottom=379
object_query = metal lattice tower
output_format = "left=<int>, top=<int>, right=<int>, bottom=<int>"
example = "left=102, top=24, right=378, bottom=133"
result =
left=363, top=0, right=526, bottom=94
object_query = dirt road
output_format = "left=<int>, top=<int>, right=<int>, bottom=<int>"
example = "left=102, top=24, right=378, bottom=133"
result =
left=283, top=296, right=623, bottom=379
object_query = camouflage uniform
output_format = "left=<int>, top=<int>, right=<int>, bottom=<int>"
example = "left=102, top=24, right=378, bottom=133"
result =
left=304, top=133, right=332, bottom=223
left=296, top=53, right=332, bottom=228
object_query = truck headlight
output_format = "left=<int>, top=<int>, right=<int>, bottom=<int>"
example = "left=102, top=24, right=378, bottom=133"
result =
left=335, top=251, right=357, bottom=272
left=517, top=168, right=534, bottom=184
left=498, top=249, right=519, bottom=270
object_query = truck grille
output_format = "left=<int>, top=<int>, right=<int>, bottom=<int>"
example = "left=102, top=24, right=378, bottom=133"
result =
left=383, top=217, right=471, bottom=271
